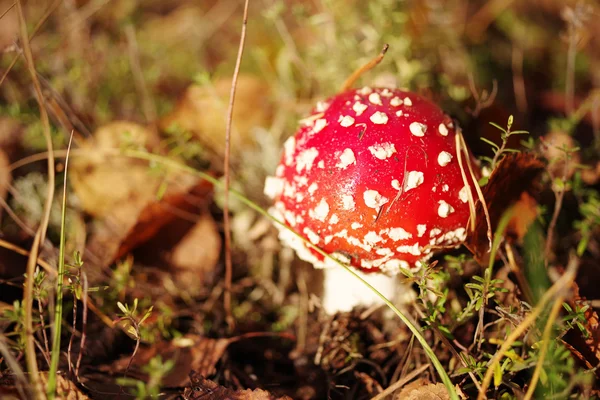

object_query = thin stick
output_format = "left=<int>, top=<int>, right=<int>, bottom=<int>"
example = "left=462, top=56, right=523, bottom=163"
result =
left=512, top=45, right=527, bottom=113
left=523, top=295, right=564, bottom=400
left=0, top=2, right=16, bottom=21
left=544, top=148, right=570, bottom=264
left=67, top=287, right=78, bottom=375
left=125, top=25, right=156, bottom=124
left=0, top=0, right=61, bottom=87
left=74, top=271, right=89, bottom=378
left=16, top=0, right=55, bottom=249
left=223, top=0, right=250, bottom=331
left=458, top=130, right=492, bottom=248
left=17, top=2, right=54, bottom=397
left=455, top=130, right=477, bottom=233
left=0, top=336, right=28, bottom=399
left=370, top=363, right=430, bottom=400
left=466, top=0, right=516, bottom=40
left=0, top=238, right=56, bottom=276
left=37, top=293, right=51, bottom=366
left=341, top=44, right=389, bottom=92
left=0, top=195, right=38, bottom=237
left=565, top=26, right=577, bottom=115
left=477, top=257, right=578, bottom=400
left=23, top=230, right=45, bottom=399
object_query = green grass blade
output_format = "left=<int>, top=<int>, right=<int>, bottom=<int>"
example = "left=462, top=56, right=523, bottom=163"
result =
left=47, top=133, right=74, bottom=399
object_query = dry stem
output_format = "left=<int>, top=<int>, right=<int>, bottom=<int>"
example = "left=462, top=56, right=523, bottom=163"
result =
left=223, top=0, right=250, bottom=331
left=340, top=44, right=389, bottom=92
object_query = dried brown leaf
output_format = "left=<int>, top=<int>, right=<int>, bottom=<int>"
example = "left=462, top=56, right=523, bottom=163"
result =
left=70, top=121, right=161, bottom=219
left=104, top=335, right=232, bottom=387
left=107, top=332, right=294, bottom=388
left=465, top=153, right=545, bottom=264
left=184, top=372, right=292, bottom=400
left=113, top=178, right=214, bottom=262
left=394, top=380, right=450, bottom=400
left=159, top=75, right=272, bottom=161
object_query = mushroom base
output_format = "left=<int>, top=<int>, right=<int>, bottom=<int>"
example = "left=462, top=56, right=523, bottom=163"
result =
left=321, top=266, right=404, bottom=314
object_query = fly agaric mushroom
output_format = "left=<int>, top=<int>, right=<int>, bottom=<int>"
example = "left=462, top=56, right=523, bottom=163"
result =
left=265, top=87, right=475, bottom=313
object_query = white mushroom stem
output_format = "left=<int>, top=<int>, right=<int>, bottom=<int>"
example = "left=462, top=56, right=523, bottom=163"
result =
left=321, top=267, right=401, bottom=314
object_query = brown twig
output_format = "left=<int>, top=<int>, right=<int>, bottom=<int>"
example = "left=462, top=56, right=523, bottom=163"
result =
left=36, top=293, right=51, bottom=367
left=466, top=0, right=517, bottom=40
left=23, top=229, right=45, bottom=399
left=0, top=337, right=28, bottom=399
left=17, top=0, right=55, bottom=249
left=467, top=73, right=498, bottom=117
left=0, top=2, right=16, bottom=21
left=340, top=44, right=389, bottom=92
left=0, top=238, right=56, bottom=277
left=17, top=1, right=55, bottom=396
left=74, top=271, right=89, bottom=378
left=413, top=303, right=483, bottom=392
left=512, top=45, right=527, bottom=113
left=125, top=24, right=157, bottom=124
left=223, top=0, right=250, bottom=332
left=544, top=148, right=571, bottom=264
left=454, top=129, right=476, bottom=234
left=0, top=0, right=61, bottom=87
left=67, top=286, right=78, bottom=375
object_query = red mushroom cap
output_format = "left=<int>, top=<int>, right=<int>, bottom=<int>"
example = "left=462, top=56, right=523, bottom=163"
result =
left=265, top=87, right=474, bottom=274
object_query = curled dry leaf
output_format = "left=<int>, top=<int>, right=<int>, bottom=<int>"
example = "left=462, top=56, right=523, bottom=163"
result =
left=465, top=153, right=545, bottom=264
left=159, top=74, right=272, bottom=160
left=506, top=191, right=539, bottom=242
left=106, top=335, right=232, bottom=387
left=107, top=333, right=295, bottom=388
left=112, top=178, right=214, bottom=262
left=70, top=121, right=161, bottom=219
left=394, top=380, right=450, bottom=400
left=86, top=174, right=214, bottom=271
left=75, top=121, right=216, bottom=278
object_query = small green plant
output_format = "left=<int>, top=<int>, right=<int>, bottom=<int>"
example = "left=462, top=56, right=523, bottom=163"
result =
left=116, top=298, right=155, bottom=392
left=480, top=115, right=529, bottom=179
left=456, top=353, right=488, bottom=381
left=454, top=273, right=507, bottom=328
left=573, top=190, right=600, bottom=256
left=405, top=263, right=453, bottom=337
left=1, top=300, right=26, bottom=352
left=116, top=298, right=154, bottom=342
left=116, top=355, right=175, bottom=399
left=561, top=302, right=590, bottom=338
